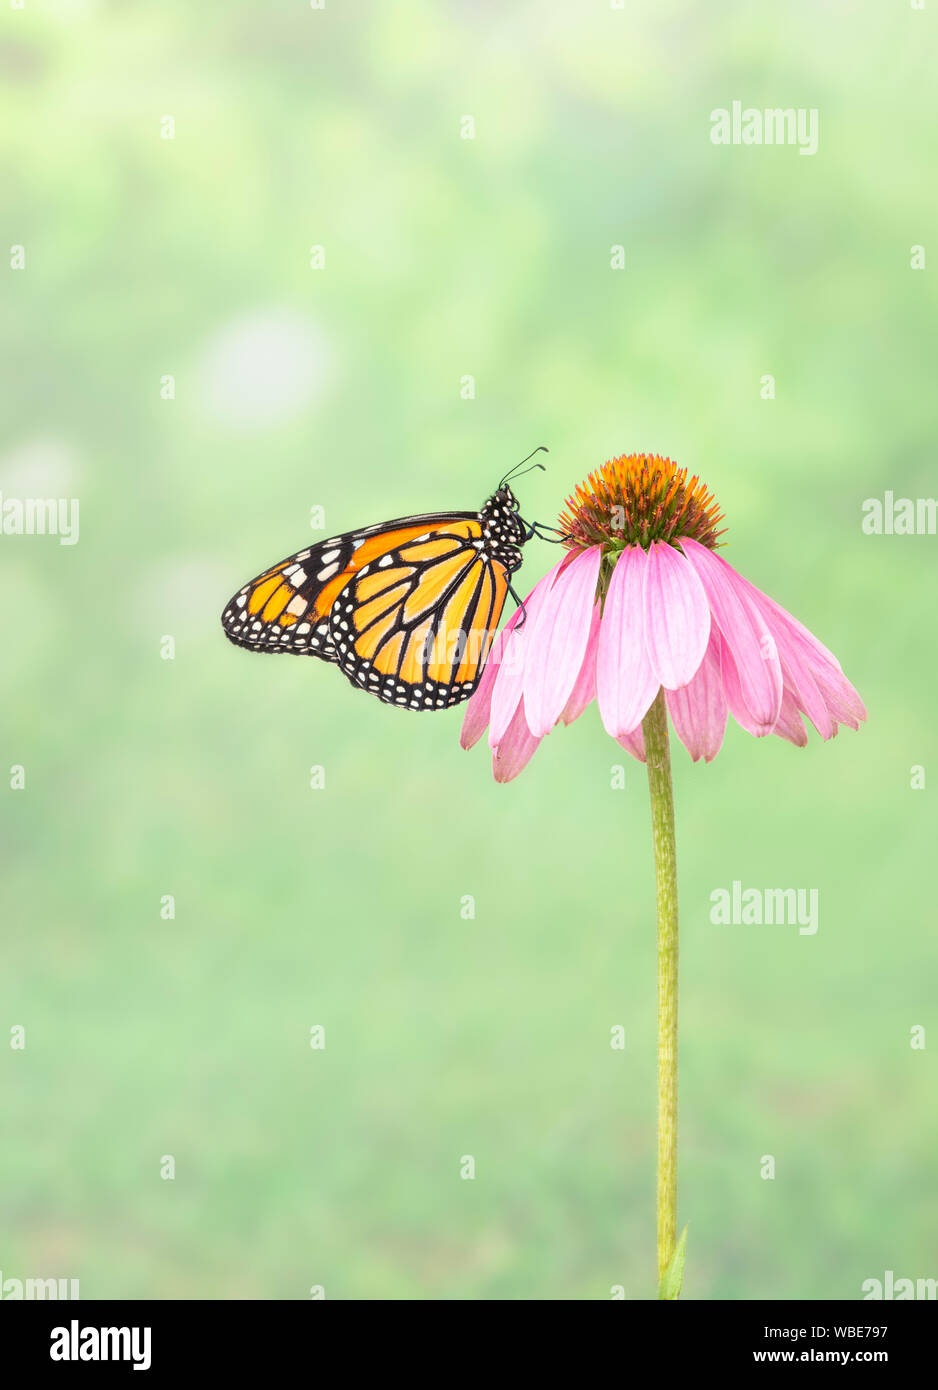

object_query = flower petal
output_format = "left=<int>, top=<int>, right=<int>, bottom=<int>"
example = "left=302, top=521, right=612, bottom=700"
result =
left=459, top=605, right=525, bottom=750
left=643, top=539, right=711, bottom=690
left=680, top=539, right=782, bottom=730
left=808, top=661, right=867, bottom=730
left=731, top=575, right=866, bottom=732
left=759, top=612, right=837, bottom=740
left=492, top=698, right=542, bottom=783
left=772, top=689, right=809, bottom=747
left=718, top=589, right=836, bottom=740
left=523, top=546, right=602, bottom=737
left=746, top=584, right=844, bottom=673
left=617, top=726, right=647, bottom=763
left=777, top=655, right=836, bottom=740
left=558, top=601, right=601, bottom=725
left=488, top=561, right=563, bottom=747
left=718, top=637, right=769, bottom=738
left=596, top=545, right=659, bottom=737
left=665, top=628, right=727, bottom=762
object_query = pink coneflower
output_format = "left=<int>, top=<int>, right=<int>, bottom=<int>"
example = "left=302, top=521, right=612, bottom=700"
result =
left=461, top=453, right=866, bottom=782
left=462, top=452, right=866, bottom=1297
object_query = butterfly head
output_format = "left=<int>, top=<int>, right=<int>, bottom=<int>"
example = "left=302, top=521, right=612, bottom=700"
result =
left=486, top=446, right=550, bottom=553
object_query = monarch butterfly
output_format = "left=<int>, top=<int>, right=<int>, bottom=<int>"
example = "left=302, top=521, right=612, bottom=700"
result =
left=220, top=451, right=554, bottom=711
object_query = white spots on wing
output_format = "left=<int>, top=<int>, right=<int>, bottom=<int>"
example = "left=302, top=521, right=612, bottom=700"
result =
left=317, top=562, right=339, bottom=580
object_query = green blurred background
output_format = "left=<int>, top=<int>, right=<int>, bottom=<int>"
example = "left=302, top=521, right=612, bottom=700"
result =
left=2, top=0, right=935, bottom=1300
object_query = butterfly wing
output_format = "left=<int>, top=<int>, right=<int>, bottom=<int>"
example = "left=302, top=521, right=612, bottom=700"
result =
left=327, top=520, right=511, bottom=709
left=220, top=512, right=503, bottom=685
left=221, top=533, right=356, bottom=661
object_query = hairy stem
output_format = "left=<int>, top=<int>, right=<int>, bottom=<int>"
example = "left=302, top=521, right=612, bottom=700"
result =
left=641, top=687, right=679, bottom=1293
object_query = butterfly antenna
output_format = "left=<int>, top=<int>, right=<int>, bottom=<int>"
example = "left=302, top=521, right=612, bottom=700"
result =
left=500, top=445, right=549, bottom=488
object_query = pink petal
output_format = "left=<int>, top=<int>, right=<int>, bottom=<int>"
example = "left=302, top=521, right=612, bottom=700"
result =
left=617, top=726, right=647, bottom=763
left=492, top=698, right=542, bottom=783
left=596, top=545, right=660, bottom=737
left=559, top=602, right=601, bottom=725
left=775, top=636, right=837, bottom=740
left=722, top=593, right=836, bottom=740
left=523, top=546, right=602, bottom=737
left=459, top=605, right=525, bottom=750
left=726, top=573, right=866, bottom=732
left=680, top=539, right=782, bottom=730
left=665, top=628, right=727, bottom=762
left=644, top=540, right=711, bottom=690
left=808, top=661, right=867, bottom=730
left=746, top=584, right=844, bottom=673
left=779, top=658, right=836, bottom=740
left=488, top=561, right=563, bottom=747
left=772, top=688, right=809, bottom=747
left=718, top=637, right=771, bottom=738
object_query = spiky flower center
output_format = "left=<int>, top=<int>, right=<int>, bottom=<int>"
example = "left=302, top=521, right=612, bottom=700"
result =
left=559, top=453, right=725, bottom=557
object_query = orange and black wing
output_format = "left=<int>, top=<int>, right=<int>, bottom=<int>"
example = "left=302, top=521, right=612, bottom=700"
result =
left=221, top=513, right=510, bottom=710
left=221, top=514, right=479, bottom=662
left=327, top=520, right=511, bottom=709
left=222, top=532, right=356, bottom=662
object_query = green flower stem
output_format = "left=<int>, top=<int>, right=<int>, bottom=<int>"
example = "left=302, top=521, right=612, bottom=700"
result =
left=641, top=687, right=680, bottom=1295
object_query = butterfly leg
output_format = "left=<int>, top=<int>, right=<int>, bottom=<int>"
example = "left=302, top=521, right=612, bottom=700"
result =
left=525, top=520, right=571, bottom=544
left=508, top=579, right=530, bottom=627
